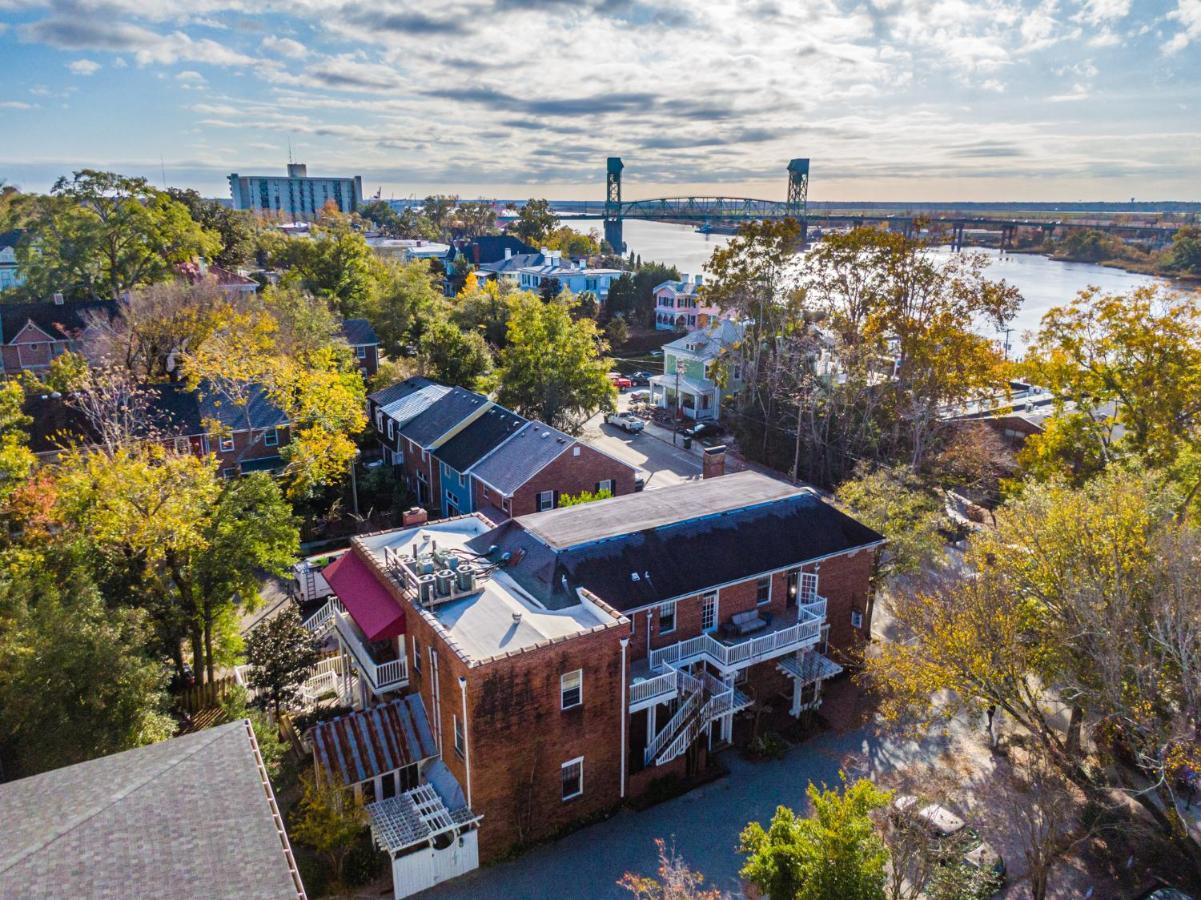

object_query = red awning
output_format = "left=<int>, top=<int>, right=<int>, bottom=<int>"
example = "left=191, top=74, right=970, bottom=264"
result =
left=322, top=550, right=405, bottom=641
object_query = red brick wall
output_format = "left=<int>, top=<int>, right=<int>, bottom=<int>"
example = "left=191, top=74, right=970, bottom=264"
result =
left=463, top=626, right=626, bottom=862
left=204, top=425, right=291, bottom=474
left=813, top=547, right=878, bottom=661
left=505, top=442, right=638, bottom=518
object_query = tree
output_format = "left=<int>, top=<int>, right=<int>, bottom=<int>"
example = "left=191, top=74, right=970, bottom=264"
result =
left=605, top=273, right=639, bottom=323
left=419, top=316, right=493, bottom=390
left=739, top=778, right=891, bottom=900
left=373, top=259, right=447, bottom=354
left=452, top=277, right=511, bottom=347
left=290, top=773, right=367, bottom=890
left=539, top=276, right=563, bottom=302
left=358, top=198, right=402, bottom=235
left=421, top=194, right=459, bottom=239
left=285, top=223, right=381, bottom=319
left=618, top=839, right=722, bottom=900
left=166, top=187, right=258, bottom=268
left=559, top=487, right=613, bottom=508
left=513, top=198, right=558, bottom=245
left=455, top=200, right=498, bottom=238
left=1022, top=286, right=1201, bottom=475
left=367, top=356, right=418, bottom=393
left=1161, top=225, right=1201, bottom=275
left=932, top=421, right=1014, bottom=511
left=18, top=169, right=219, bottom=300
left=542, top=225, right=601, bottom=258
left=835, top=465, right=945, bottom=578
left=496, top=293, right=616, bottom=433
left=0, top=380, right=35, bottom=508
left=0, top=549, right=174, bottom=776
left=244, top=606, right=321, bottom=714
left=606, top=315, right=629, bottom=347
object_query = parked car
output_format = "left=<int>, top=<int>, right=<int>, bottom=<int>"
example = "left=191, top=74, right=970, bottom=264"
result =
left=607, top=372, right=633, bottom=390
left=629, top=370, right=654, bottom=386
left=627, top=389, right=650, bottom=403
left=606, top=412, right=645, bottom=434
left=892, top=795, right=1005, bottom=880
left=676, top=421, right=724, bottom=442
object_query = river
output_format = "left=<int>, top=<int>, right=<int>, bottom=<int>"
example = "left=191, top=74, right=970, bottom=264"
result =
left=600, top=220, right=1172, bottom=355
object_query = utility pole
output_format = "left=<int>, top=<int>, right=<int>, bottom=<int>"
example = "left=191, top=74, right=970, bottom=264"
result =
left=672, top=358, right=684, bottom=447
left=349, top=449, right=361, bottom=519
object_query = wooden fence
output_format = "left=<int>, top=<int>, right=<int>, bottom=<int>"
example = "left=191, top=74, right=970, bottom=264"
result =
left=176, top=675, right=239, bottom=713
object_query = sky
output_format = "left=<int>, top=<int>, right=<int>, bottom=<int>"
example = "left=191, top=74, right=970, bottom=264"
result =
left=1, top=0, right=1199, bottom=203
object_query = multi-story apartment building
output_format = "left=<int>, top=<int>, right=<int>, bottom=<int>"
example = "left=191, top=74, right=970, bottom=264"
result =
left=300, top=470, right=883, bottom=895
left=368, top=378, right=638, bottom=518
left=228, top=163, right=363, bottom=221
left=653, top=274, right=720, bottom=331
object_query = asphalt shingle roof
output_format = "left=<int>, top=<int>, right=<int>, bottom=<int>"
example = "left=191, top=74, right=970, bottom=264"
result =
left=468, top=420, right=574, bottom=495
left=434, top=405, right=527, bottom=473
left=471, top=472, right=885, bottom=613
left=0, top=299, right=118, bottom=344
left=398, top=386, right=488, bottom=448
left=340, top=318, right=379, bottom=346
left=197, top=383, right=288, bottom=431
left=368, top=376, right=438, bottom=408
left=0, top=721, right=304, bottom=899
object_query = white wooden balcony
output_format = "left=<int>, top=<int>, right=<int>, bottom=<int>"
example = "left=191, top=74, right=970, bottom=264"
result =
left=332, top=609, right=409, bottom=696
left=647, top=598, right=825, bottom=676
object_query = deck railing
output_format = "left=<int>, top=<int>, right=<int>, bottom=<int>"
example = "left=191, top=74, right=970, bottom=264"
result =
left=332, top=611, right=409, bottom=695
left=302, top=597, right=343, bottom=636
left=644, top=677, right=704, bottom=765
left=648, top=603, right=824, bottom=673
left=630, top=668, right=678, bottom=707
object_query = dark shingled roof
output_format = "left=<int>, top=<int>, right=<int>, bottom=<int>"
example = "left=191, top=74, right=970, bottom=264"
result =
left=469, top=420, right=574, bottom=495
left=451, top=234, right=537, bottom=265
left=433, top=405, right=527, bottom=473
left=0, top=720, right=305, bottom=899
left=340, top=318, right=379, bottom=347
left=0, top=299, right=117, bottom=344
left=368, top=376, right=438, bottom=408
left=197, top=383, right=288, bottom=431
left=470, top=474, right=885, bottom=613
left=398, top=386, right=488, bottom=448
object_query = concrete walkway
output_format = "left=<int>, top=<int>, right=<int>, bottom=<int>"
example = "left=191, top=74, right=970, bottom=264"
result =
left=427, top=709, right=961, bottom=899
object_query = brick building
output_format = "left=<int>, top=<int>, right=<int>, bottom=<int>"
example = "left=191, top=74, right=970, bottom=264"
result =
left=341, top=318, right=381, bottom=379
left=301, top=471, right=883, bottom=895
left=367, top=377, right=637, bottom=519
left=0, top=297, right=117, bottom=378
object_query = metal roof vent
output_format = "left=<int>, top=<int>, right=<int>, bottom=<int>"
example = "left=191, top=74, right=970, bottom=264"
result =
left=512, top=611, right=522, bottom=624
left=630, top=571, right=641, bottom=582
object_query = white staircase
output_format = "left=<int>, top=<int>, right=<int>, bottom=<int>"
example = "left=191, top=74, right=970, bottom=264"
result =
left=643, top=667, right=737, bottom=767
left=302, top=597, right=343, bottom=638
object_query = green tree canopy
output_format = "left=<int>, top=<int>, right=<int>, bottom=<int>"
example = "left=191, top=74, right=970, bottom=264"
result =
left=245, top=606, right=321, bottom=714
left=0, top=381, right=35, bottom=508
left=419, top=316, right=493, bottom=390
left=166, top=187, right=258, bottom=268
left=18, top=169, right=219, bottom=300
left=512, top=198, right=558, bottom=245
left=835, top=464, right=945, bottom=577
left=372, top=259, right=447, bottom=354
left=496, top=293, right=616, bottom=433
left=739, top=778, right=891, bottom=900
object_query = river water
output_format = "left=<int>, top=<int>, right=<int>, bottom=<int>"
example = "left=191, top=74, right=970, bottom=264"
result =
left=607, top=219, right=1171, bottom=355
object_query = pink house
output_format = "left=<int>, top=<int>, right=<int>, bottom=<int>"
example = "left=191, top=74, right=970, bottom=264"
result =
left=653, top=274, right=720, bottom=331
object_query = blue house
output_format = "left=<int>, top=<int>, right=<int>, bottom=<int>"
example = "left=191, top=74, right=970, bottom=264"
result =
left=432, top=405, right=526, bottom=517
left=516, top=252, right=623, bottom=300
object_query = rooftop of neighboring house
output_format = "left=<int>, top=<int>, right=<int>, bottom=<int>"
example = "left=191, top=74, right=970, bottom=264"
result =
left=0, top=297, right=117, bottom=344
left=470, top=471, right=885, bottom=613
left=476, top=251, right=545, bottom=275
left=340, top=317, right=380, bottom=347
left=309, top=694, right=437, bottom=786
left=0, top=721, right=305, bottom=899
left=468, top=420, right=576, bottom=496
left=398, top=386, right=489, bottom=448
left=433, top=404, right=526, bottom=473
left=369, top=375, right=442, bottom=409
left=517, top=257, right=623, bottom=279
left=197, top=383, right=288, bottom=432
left=354, top=517, right=623, bottom=663
left=0, top=228, right=20, bottom=253
left=663, top=318, right=744, bottom=358
left=449, top=234, right=537, bottom=266
left=654, top=273, right=705, bottom=296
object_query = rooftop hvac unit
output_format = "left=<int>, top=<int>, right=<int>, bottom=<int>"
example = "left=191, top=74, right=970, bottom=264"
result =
left=456, top=566, right=476, bottom=593
left=435, top=569, right=455, bottom=596
left=417, top=555, right=435, bottom=576
left=445, top=554, right=461, bottom=572
left=417, top=574, right=436, bottom=605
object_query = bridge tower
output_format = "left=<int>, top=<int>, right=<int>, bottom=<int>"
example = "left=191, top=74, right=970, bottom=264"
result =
left=605, top=157, right=625, bottom=252
left=787, top=158, right=809, bottom=241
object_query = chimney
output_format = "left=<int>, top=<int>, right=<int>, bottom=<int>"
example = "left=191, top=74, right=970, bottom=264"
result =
left=702, top=444, right=727, bottom=479
left=681, top=274, right=690, bottom=283
left=504, top=247, right=512, bottom=260
left=402, top=507, right=429, bottom=527
left=52, top=292, right=64, bottom=305
left=473, top=244, right=481, bottom=263
left=695, top=274, right=703, bottom=286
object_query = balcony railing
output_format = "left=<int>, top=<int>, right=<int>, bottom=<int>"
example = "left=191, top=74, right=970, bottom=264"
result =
left=630, top=668, right=678, bottom=708
left=332, top=610, right=409, bottom=695
left=648, top=602, right=824, bottom=674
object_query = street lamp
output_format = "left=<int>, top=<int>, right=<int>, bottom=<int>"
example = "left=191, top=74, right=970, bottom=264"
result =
left=350, top=448, right=362, bottom=519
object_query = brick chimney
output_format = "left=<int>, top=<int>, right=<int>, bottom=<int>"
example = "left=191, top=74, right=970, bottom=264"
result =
left=702, top=444, right=726, bottom=479
left=402, top=507, right=429, bottom=526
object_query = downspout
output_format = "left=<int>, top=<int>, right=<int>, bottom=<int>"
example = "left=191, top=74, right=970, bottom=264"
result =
left=458, top=675, right=473, bottom=808
left=619, top=637, right=629, bottom=800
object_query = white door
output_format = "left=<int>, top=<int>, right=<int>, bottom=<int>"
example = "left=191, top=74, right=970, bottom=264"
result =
left=701, top=592, right=718, bottom=633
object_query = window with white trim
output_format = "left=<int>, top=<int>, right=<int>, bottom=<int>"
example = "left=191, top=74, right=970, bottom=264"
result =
left=375, top=410, right=383, bottom=430
left=412, top=636, right=421, bottom=673
left=560, top=669, right=582, bottom=710
left=701, top=591, right=718, bottom=633
left=219, top=434, right=235, bottom=452
left=459, top=472, right=466, bottom=487
left=174, top=436, right=190, bottom=454
left=658, top=601, right=676, bottom=634
left=453, top=714, right=465, bottom=758
left=387, top=420, right=394, bottom=440
left=501, top=495, right=511, bottom=513
left=851, top=609, right=863, bottom=629
left=596, top=479, right=614, bottom=494
left=561, top=757, right=583, bottom=800
left=756, top=576, right=771, bottom=606
left=537, top=490, right=555, bottom=511
left=263, top=428, right=279, bottom=448
left=356, top=345, right=366, bottom=359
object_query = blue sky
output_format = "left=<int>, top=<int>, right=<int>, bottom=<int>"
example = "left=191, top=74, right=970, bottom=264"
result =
left=1, top=0, right=1199, bottom=202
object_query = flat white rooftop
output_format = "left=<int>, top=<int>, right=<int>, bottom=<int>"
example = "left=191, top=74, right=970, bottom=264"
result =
left=358, top=518, right=617, bottom=664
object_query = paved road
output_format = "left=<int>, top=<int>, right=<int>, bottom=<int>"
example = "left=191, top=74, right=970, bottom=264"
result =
left=428, top=714, right=962, bottom=900
left=581, top=411, right=703, bottom=490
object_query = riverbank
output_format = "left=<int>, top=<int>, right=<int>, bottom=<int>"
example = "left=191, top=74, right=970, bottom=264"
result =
left=1001, top=245, right=1200, bottom=292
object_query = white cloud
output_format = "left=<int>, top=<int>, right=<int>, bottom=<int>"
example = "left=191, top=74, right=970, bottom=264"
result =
left=67, top=58, right=101, bottom=75
left=261, top=35, right=307, bottom=58
left=1074, top=0, right=1131, bottom=25
left=0, top=100, right=35, bottom=109
left=1164, top=0, right=1201, bottom=53
left=176, top=69, right=207, bottom=83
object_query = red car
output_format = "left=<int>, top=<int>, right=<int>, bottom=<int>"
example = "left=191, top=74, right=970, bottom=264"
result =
left=608, top=373, right=633, bottom=390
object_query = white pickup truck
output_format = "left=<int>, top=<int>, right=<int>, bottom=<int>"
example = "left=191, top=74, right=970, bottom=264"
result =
left=605, top=411, right=645, bottom=434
